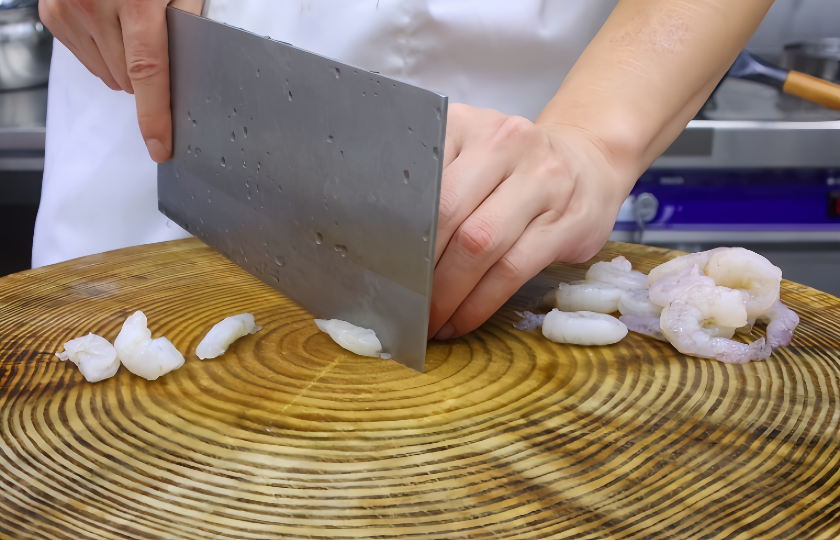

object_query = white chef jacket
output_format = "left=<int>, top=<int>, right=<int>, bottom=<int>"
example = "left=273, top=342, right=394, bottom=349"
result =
left=32, top=0, right=619, bottom=268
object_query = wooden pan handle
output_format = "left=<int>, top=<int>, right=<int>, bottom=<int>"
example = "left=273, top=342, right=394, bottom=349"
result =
left=783, top=71, right=840, bottom=111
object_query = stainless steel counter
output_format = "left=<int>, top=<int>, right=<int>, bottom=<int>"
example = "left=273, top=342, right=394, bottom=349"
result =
left=0, top=84, right=46, bottom=171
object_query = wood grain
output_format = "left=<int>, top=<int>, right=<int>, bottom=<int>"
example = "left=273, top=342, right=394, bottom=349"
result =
left=1, top=239, right=840, bottom=539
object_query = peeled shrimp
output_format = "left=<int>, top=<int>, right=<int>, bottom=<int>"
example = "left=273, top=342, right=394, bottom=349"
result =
left=618, top=288, right=663, bottom=318
left=647, top=248, right=726, bottom=286
left=619, top=315, right=667, bottom=342
left=56, top=333, right=120, bottom=383
left=542, top=309, right=628, bottom=346
left=705, top=248, right=782, bottom=318
left=660, top=284, right=770, bottom=364
left=649, top=265, right=716, bottom=308
left=585, top=256, right=649, bottom=290
left=114, top=311, right=185, bottom=380
left=315, top=319, right=387, bottom=358
left=196, top=313, right=262, bottom=360
left=758, top=299, right=800, bottom=349
left=514, top=311, right=546, bottom=331
left=554, top=281, right=623, bottom=313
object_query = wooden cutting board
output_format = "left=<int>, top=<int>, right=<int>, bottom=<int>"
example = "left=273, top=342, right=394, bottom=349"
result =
left=1, top=239, right=839, bottom=540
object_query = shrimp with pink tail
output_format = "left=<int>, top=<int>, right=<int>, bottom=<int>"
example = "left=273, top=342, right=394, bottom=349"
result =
left=759, top=299, right=800, bottom=349
left=514, top=311, right=546, bottom=331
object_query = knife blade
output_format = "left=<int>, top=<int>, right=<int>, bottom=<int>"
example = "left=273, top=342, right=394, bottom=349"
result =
left=158, top=7, right=447, bottom=371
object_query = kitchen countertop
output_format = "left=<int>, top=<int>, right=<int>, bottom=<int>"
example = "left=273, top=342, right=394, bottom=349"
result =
left=0, top=85, right=47, bottom=171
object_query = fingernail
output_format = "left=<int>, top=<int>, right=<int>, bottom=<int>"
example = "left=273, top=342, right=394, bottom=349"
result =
left=146, top=139, right=171, bottom=163
left=435, top=323, right=455, bottom=341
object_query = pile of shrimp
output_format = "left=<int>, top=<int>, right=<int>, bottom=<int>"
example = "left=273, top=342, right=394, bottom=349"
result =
left=516, top=248, right=799, bottom=364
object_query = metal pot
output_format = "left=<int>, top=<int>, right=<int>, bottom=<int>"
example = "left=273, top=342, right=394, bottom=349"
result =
left=0, top=2, right=52, bottom=90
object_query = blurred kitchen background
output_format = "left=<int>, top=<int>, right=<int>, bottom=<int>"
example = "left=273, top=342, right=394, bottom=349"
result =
left=0, top=0, right=838, bottom=294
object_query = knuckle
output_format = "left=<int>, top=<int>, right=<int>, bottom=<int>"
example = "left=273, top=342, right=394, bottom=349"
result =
left=455, top=217, right=498, bottom=258
left=127, top=55, right=164, bottom=81
left=69, top=0, right=96, bottom=14
left=495, top=115, right=535, bottom=145
left=437, top=188, right=458, bottom=230
left=495, top=250, right=526, bottom=281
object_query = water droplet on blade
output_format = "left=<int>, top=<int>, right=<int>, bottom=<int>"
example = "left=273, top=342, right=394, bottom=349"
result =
left=334, top=67, right=340, bottom=78
left=243, top=126, right=248, bottom=138
left=274, top=256, right=285, bottom=266
left=403, top=170, right=409, bottom=183
left=288, top=90, right=293, bottom=101
left=315, top=232, right=323, bottom=245
left=334, top=244, right=348, bottom=257
left=432, top=147, right=439, bottom=159
left=231, top=131, right=235, bottom=141
left=220, top=157, right=226, bottom=167
left=327, top=135, right=333, bottom=143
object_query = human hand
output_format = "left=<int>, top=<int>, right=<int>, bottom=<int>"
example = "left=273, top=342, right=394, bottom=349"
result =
left=40, top=0, right=204, bottom=163
left=428, top=103, right=630, bottom=340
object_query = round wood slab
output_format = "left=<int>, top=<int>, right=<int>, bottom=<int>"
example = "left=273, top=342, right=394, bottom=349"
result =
left=1, top=239, right=839, bottom=539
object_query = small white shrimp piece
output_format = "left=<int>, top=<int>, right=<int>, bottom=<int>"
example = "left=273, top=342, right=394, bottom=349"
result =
left=554, top=281, right=623, bottom=314
left=649, top=265, right=716, bottom=308
left=56, top=333, right=120, bottom=383
left=115, top=311, right=185, bottom=381
left=618, top=289, right=663, bottom=318
left=514, top=311, right=546, bottom=331
left=660, top=285, right=770, bottom=364
left=315, top=319, right=383, bottom=357
left=704, top=248, right=782, bottom=319
left=196, top=313, right=262, bottom=360
left=647, top=247, right=726, bottom=286
left=542, top=309, right=628, bottom=346
left=585, top=256, right=649, bottom=290
left=758, top=299, right=800, bottom=349
left=619, top=315, right=668, bottom=342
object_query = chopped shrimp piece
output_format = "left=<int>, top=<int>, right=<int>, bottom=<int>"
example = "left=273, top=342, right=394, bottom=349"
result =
left=619, top=315, right=667, bottom=342
left=514, top=311, right=546, bottom=331
left=56, top=333, right=120, bottom=383
left=542, top=309, right=628, bottom=346
left=196, top=313, right=262, bottom=360
left=758, top=299, right=800, bottom=349
left=314, top=319, right=384, bottom=357
left=585, top=256, right=649, bottom=290
left=647, top=248, right=726, bottom=286
left=705, top=248, right=782, bottom=319
left=618, top=288, right=663, bottom=318
left=649, top=265, right=716, bottom=308
left=554, top=281, right=623, bottom=313
left=660, top=284, right=770, bottom=364
left=114, top=311, right=185, bottom=380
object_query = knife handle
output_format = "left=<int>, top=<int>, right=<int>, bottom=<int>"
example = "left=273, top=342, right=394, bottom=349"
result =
left=783, top=71, right=840, bottom=112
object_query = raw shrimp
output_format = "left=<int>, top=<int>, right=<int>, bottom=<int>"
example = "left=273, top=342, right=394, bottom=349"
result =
left=315, top=319, right=387, bottom=358
left=542, top=309, right=628, bottom=346
left=660, top=285, right=770, bottom=364
left=114, top=311, right=185, bottom=380
left=705, top=248, right=782, bottom=318
left=554, top=281, right=623, bottom=313
left=649, top=265, right=716, bottom=308
left=585, top=256, right=649, bottom=290
left=56, top=333, right=120, bottom=383
left=647, top=248, right=726, bottom=286
left=196, top=313, right=262, bottom=360
left=619, top=315, right=667, bottom=342
left=758, top=299, right=800, bottom=349
left=514, top=311, right=546, bottom=331
left=618, top=288, right=663, bottom=318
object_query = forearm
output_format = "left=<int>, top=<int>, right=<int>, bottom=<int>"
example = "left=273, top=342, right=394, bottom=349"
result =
left=537, top=0, right=773, bottom=182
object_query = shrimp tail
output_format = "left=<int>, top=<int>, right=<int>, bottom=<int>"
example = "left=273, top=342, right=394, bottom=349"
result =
left=619, top=315, right=668, bottom=342
left=712, top=337, right=771, bottom=364
left=760, top=300, right=800, bottom=349
left=514, top=311, right=546, bottom=331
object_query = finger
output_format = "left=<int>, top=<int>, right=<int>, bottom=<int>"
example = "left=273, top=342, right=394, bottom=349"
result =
left=441, top=104, right=469, bottom=169
left=428, top=171, right=555, bottom=338
left=120, top=0, right=172, bottom=162
left=90, top=15, right=133, bottom=92
left=436, top=212, right=574, bottom=340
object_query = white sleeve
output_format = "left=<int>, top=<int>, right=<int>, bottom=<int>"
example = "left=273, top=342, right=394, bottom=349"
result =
left=32, top=39, right=190, bottom=268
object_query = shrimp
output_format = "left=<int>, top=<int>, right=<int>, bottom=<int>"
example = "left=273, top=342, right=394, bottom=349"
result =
left=705, top=248, right=782, bottom=318
left=554, top=281, right=623, bottom=313
left=660, top=284, right=770, bottom=364
left=649, top=265, right=716, bottom=308
left=315, top=319, right=388, bottom=358
left=618, top=288, right=663, bottom=318
left=758, top=299, right=800, bottom=349
left=56, top=333, right=120, bottom=383
left=647, top=248, right=726, bottom=286
left=514, top=311, right=546, bottom=331
left=619, top=315, right=667, bottom=342
left=585, top=256, right=649, bottom=290
left=542, top=309, right=628, bottom=346
left=114, top=311, right=185, bottom=381
left=196, top=313, right=262, bottom=360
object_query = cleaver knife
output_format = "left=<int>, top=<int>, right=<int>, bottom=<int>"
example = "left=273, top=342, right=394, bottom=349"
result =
left=158, top=7, right=447, bottom=372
